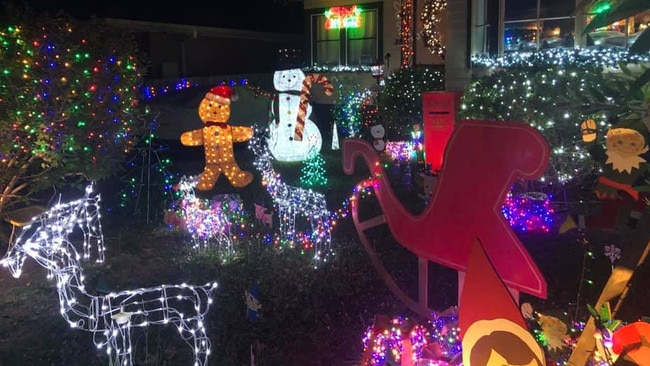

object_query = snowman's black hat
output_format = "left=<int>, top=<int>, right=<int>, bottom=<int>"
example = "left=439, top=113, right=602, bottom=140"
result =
left=274, top=47, right=306, bottom=71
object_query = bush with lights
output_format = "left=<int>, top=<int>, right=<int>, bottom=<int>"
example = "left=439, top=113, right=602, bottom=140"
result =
left=461, top=49, right=615, bottom=193
left=0, top=5, right=148, bottom=214
left=376, top=66, right=445, bottom=140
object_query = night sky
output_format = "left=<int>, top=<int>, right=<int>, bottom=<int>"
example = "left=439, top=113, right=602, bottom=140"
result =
left=16, top=0, right=305, bottom=34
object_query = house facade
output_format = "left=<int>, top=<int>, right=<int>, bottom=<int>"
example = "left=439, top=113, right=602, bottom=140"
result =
left=104, top=18, right=301, bottom=79
left=302, top=0, right=445, bottom=70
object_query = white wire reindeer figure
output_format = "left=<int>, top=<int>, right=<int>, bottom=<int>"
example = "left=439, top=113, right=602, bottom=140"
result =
left=0, top=186, right=218, bottom=366
left=12, top=185, right=105, bottom=280
left=249, top=128, right=333, bottom=264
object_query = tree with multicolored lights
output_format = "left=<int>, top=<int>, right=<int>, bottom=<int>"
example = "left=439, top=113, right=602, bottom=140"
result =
left=0, top=5, right=148, bottom=215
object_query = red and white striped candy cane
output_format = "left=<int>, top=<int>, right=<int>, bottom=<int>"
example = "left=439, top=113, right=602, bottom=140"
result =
left=294, top=73, right=334, bottom=141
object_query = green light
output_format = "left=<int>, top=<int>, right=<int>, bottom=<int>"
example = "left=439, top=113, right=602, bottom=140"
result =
left=593, top=2, right=611, bottom=14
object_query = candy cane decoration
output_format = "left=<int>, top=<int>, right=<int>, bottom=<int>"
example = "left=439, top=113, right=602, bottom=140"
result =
left=294, top=73, right=334, bottom=141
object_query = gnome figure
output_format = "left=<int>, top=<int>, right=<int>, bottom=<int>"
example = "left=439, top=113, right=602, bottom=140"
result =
left=181, top=85, right=254, bottom=190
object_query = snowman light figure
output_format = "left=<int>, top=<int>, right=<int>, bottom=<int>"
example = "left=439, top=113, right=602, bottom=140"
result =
left=267, top=68, right=333, bottom=162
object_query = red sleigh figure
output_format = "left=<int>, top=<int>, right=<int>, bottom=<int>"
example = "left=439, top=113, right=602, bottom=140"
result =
left=342, top=119, right=550, bottom=318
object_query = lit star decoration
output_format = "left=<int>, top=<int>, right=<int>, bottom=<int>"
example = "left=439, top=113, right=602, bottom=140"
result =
left=501, top=191, right=555, bottom=233
left=0, top=185, right=219, bottom=366
left=249, top=129, right=334, bottom=266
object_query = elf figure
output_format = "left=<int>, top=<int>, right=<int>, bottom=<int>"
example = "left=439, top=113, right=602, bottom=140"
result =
left=581, top=119, right=650, bottom=228
left=181, top=85, right=254, bottom=190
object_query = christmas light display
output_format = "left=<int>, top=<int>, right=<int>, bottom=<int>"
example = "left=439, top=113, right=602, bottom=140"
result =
left=400, top=0, right=414, bottom=67
left=324, top=5, right=362, bottom=30
left=166, top=175, right=239, bottom=256
left=332, top=122, right=340, bottom=150
left=332, top=83, right=372, bottom=139
left=181, top=85, right=254, bottom=190
left=361, top=316, right=429, bottom=365
left=141, top=77, right=248, bottom=100
left=377, top=67, right=445, bottom=139
left=300, top=148, right=328, bottom=188
left=421, top=0, right=447, bottom=59
left=384, top=141, right=416, bottom=163
left=501, top=191, right=555, bottom=233
left=0, top=15, right=146, bottom=215
left=267, top=68, right=333, bottom=162
left=250, top=130, right=333, bottom=265
left=0, top=186, right=218, bottom=366
left=471, top=47, right=650, bottom=70
left=119, top=114, right=180, bottom=223
left=460, top=52, right=612, bottom=189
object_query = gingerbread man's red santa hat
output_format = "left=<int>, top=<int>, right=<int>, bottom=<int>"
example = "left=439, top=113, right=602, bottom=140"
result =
left=205, top=85, right=238, bottom=105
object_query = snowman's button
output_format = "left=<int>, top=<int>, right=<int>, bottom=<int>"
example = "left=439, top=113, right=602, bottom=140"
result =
left=286, top=96, right=291, bottom=101
left=287, top=124, right=292, bottom=127
left=289, top=137, right=294, bottom=141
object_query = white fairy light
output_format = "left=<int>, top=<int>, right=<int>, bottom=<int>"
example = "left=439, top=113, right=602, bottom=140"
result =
left=0, top=185, right=219, bottom=366
left=249, top=128, right=333, bottom=265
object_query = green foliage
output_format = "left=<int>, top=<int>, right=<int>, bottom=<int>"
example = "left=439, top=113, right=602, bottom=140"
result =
left=0, top=4, right=148, bottom=214
left=330, top=74, right=369, bottom=138
left=459, top=61, right=607, bottom=190
left=377, top=66, right=445, bottom=140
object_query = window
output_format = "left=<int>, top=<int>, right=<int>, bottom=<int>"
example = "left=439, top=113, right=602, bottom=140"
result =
left=310, top=5, right=381, bottom=67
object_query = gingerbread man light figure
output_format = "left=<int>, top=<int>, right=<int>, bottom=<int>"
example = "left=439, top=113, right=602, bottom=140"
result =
left=181, top=85, right=254, bottom=190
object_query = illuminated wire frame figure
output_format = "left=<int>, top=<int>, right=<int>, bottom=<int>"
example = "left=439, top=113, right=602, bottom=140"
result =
left=12, top=185, right=105, bottom=280
left=175, top=175, right=234, bottom=256
left=249, top=129, right=333, bottom=265
left=0, top=186, right=218, bottom=366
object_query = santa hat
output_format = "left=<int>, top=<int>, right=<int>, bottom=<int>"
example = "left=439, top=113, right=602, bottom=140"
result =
left=205, top=85, right=238, bottom=105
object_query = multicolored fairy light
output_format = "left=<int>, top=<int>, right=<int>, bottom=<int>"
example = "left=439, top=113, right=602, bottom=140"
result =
left=249, top=129, right=334, bottom=265
left=165, top=175, right=244, bottom=257
left=0, top=15, right=146, bottom=210
left=501, top=191, right=555, bottom=233
left=361, top=316, right=429, bottom=365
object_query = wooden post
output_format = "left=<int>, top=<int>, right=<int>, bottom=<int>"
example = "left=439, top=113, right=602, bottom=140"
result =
left=568, top=212, right=650, bottom=365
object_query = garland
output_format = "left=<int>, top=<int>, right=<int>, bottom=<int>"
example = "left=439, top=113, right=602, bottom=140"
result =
left=421, top=0, right=447, bottom=59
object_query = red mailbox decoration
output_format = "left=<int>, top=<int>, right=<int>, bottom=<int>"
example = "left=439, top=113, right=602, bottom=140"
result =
left=422, top=91, right=463, bottom=173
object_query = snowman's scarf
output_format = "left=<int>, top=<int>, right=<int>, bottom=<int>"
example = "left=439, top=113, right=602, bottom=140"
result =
left=268, top=90, right=302, bottom=126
